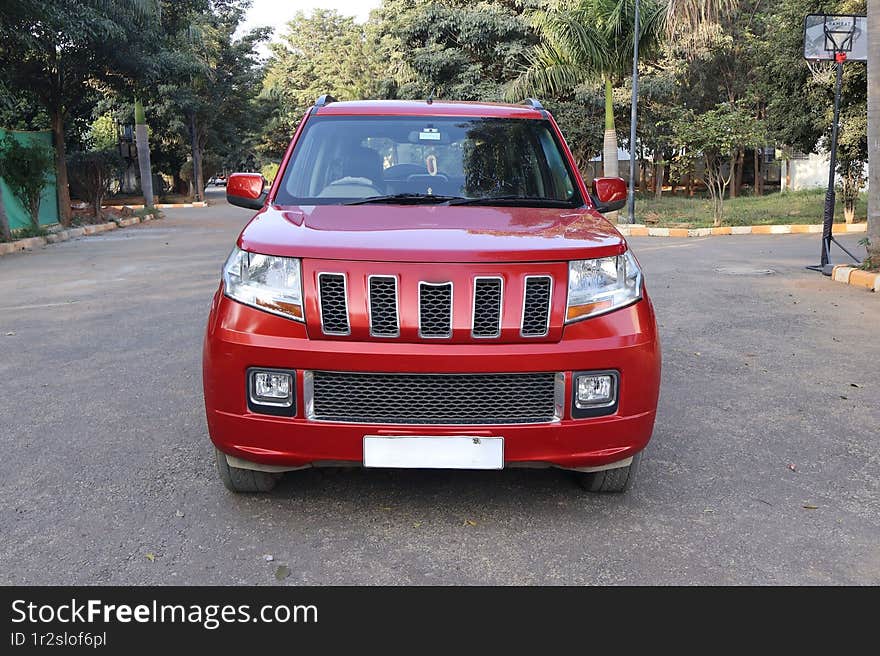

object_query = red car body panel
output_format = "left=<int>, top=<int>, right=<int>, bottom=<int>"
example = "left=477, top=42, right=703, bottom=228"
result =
left=203, top=100, right=661, bottom=472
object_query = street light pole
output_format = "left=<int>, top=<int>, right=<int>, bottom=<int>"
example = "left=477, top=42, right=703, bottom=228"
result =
left=626, top=0, right=640, bottom=224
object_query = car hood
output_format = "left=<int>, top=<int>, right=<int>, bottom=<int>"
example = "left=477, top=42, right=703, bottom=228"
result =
left=237, top=204, right=625, bottom=263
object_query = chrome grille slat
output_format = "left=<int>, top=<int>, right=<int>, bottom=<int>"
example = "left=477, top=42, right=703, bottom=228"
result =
left=308, top=371, right=559, bottom=424
left=317, top=273, right=350, bottom=335
left=368, top=275, right=399, bottom=337
left=472, top=277, right=503, bottom=338
left=418, top=282, right=453, bottom=338
left=521, top=276, right=552, bottom=337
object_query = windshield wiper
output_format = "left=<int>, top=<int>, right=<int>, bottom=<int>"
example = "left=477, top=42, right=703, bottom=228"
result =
left=344, top=193, right=465, bottom=206
left=446, top=195, right=577, bottom=208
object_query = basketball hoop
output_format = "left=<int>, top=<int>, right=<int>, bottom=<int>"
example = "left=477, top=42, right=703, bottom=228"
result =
left=802, top=14, right=867, bottom=274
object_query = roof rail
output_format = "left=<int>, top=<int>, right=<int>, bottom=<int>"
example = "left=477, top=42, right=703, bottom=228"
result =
left=522, top=98, right=544, bottom=110
left=314, top=94, right=337, bottom=107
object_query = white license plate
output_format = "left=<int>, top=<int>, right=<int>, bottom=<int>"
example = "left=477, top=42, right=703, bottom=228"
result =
left=363, top=436, right=504, bottom=470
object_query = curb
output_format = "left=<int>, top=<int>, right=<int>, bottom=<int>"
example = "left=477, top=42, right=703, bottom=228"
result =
left=831, top=265, right=880, bottom=292
left=0, top=213, right=158, bottom=258
left=105, top=201, right=207, bottom=209
left=616, top=222, right=867, bottom=238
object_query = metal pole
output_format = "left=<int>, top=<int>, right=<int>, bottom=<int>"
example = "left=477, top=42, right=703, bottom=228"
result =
left=626, top=0, right=640, bottom=224
left=821, top=52, right=845, bottom=267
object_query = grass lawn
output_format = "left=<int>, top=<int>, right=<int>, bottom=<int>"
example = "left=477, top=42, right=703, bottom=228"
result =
left=634, top=188, right=867, bottom=228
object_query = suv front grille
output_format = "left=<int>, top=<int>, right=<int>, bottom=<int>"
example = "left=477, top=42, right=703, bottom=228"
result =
left=312, top=270, right=555, bottom=340
left=318, top=273, right=350, bottom=335
left=307, top=371, right=560, bottom=424
left=521, top=276, right=552, bottom=337
left=418, top=282, right=453, bottom=338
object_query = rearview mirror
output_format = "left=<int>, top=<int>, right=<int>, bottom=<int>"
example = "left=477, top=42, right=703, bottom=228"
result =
left=590, top=177, right=627, bottom=214
left=227, top=173, right=267, bottom=210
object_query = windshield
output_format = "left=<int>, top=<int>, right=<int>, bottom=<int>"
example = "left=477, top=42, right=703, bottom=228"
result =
left=274, top=116, right=582, bottom=207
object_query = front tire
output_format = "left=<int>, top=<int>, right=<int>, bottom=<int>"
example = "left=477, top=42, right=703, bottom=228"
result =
left=574, top=453, right=640, bottom=493
left=215, top=448, right=281, bottom=493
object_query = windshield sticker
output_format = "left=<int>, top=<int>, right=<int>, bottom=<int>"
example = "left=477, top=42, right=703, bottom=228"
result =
left=419, top=128, right=441, bottom=141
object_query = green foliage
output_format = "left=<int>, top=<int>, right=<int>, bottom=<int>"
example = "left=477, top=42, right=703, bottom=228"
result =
left=147, top=0, right=268, bottom=195
left=11, top=224, right=49, bottom=239
left=509, top=0, right=666, bottom=99
left=259, top=9, right=383, bottom=157
left=89, top=114, right=118, bottom=150
left=0, top=0, right=161, bottom=223
left=0, top=135, right=54, bottom=228
left=673, top=103, right=766, bottom=224
left=261, top=162, right=280, bottom=184
left=639, top=187, right=863, bottom=228
left=857, top=238, right=876, bottom=271
left=373, top=0, right=540, bottom=101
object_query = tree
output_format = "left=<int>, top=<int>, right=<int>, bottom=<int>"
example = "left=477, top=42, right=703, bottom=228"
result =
left=509, top=0, right=665, bottom=183
left=155, top=1, right=267, bottom=198
left=673, top=103, right=765, bottom=225
left=67, top=148, right=122, bottom=221
left=0, top=0, right=155, bottom=225
left=867, top=0, right=879, bottom=267
left=0, top=135, right=54, bottom=230
left=260, top=9, right=384, bottom=157
left=635, top=64, right=679, bottom=197
left=371, top=0, right=540, bottom=100
left=837, top=107, right=867, bottom=223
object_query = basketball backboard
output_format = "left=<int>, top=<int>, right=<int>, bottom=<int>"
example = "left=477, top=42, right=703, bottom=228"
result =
left=803, top=14, right=867, bottom=61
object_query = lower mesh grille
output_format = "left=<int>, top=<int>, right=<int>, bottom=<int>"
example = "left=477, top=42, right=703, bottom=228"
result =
left=308, top=371, right=559, bottom=424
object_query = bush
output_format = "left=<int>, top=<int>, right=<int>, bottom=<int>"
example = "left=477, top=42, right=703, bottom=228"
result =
left=0, top=135, right=54, bottom=229
left=12, top=224, right=48, bottom=239
left=67, top=149, right=123, bottom=221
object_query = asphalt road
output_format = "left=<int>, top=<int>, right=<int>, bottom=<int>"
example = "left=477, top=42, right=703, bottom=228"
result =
left=1, top=188, right=878, bottom=585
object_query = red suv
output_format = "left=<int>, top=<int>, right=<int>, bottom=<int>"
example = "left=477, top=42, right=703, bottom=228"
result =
left=202, top=97, right=660, bottom=494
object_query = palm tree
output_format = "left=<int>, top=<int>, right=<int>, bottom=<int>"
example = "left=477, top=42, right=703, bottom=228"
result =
left=508, top=0, right=733, bottom=202
left=868, top=3, right=880, bottom=267
left=508, top=0, right=665, bottom=186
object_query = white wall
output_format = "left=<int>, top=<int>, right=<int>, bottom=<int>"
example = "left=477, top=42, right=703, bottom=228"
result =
left=783, top=152, right=870, bottom=191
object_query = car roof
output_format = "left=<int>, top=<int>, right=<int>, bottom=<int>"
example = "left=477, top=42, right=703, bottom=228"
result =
left=312, top=99, right=547, bottom=120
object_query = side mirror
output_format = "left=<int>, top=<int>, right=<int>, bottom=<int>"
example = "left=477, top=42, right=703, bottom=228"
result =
left=227, top=173, right=267, bottom=210
left=590, top=177, right=627, bottom=214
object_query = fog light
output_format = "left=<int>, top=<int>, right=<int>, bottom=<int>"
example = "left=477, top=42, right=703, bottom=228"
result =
left=248, top=368, right=295, bottom=413
left=575, top=373, right=616, bottom=408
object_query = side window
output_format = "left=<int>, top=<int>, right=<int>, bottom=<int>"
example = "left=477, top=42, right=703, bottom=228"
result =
left=284, top=124, right=334, bottom=198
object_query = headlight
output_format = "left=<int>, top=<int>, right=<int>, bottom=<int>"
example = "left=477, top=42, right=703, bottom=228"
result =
left=566, top=251, right=642, bottom=322
left=223, top=246, right=304, bottom=321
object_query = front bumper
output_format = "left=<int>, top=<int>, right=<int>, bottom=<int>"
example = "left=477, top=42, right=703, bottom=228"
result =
left=202, top=291, right=661, bottom=470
